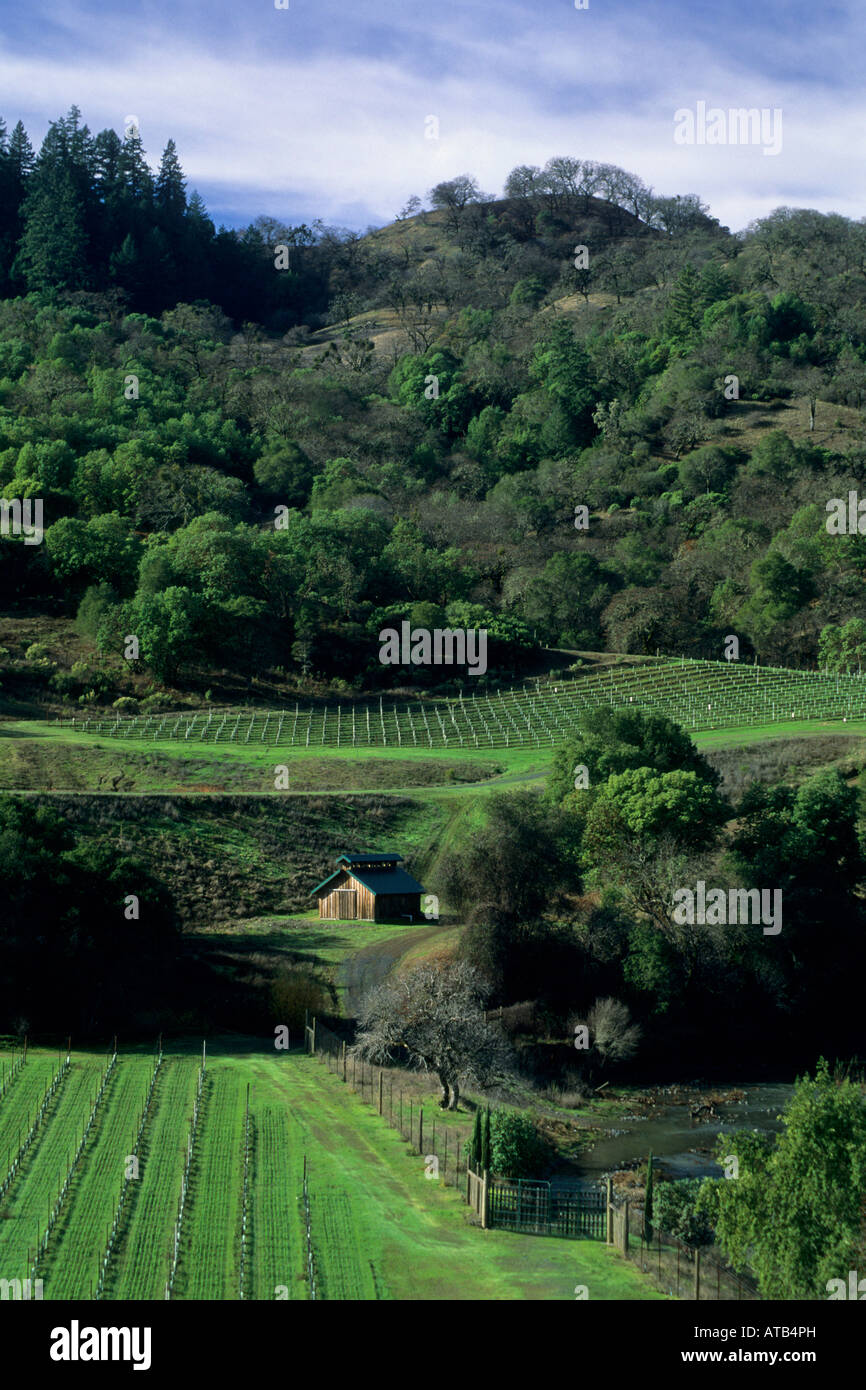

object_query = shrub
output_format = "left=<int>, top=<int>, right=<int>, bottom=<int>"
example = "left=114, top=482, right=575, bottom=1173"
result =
left=24, top=641, right=51, bottom=661
left=112, top=696, right=139, bottom=713
left=49, top=671, right=79, bottom=696
left=489, top=1108, right=550, bottom=1179
left=270, top=963, right=330, bottom=1031
left=654, top=1178, right=714, bottom=1247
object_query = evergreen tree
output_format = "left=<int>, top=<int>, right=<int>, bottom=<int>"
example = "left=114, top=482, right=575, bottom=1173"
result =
left=7, top=119, right=36, bottom=181
left=470, top=1107, right=482, bottom=1168
left=643, top=1150, right=654, bottom=1244
left=109, top=233, right=147, bottom=300
left=664, top=262, right=703, bottom=343
left=92, top=129, right=123, bottom=201
left=16, top=162, right=89, bottom=292
left=156, top=139, right=186, bottom=222
left=481, top=1105, right=492, bottom=1173
left=117, top=126, right=153, bottom=203
left=116, top=127, right=154, bottom=252
left=0, top=120, right=35, bottom=291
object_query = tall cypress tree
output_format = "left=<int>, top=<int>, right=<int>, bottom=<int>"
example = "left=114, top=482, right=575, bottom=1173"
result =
left=643, top=1150, right=654, bottom=1245
left=481, top=1105, right=492, bottom=1174
left=470, top=1108, right=482, bottom=1169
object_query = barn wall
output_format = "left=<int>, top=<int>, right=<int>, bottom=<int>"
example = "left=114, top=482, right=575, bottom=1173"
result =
left=317, top=872, right=375, bottom=921
left=374, top=893, right=421, bottom=923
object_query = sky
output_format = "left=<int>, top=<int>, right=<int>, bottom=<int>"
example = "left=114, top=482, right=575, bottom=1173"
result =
left=1, top=0, right=863, bottom=236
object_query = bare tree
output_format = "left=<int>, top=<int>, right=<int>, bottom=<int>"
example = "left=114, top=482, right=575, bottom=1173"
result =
left=396, top=194, right=423, bottom=221
left=428, top=175, right=489, bottom=233
left=586, top=997, right=641, bottom=1066
left=354, top=961, right=512, bottom=1109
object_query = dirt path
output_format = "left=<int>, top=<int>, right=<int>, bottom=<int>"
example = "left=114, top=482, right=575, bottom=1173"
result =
left=338, top=925, right=444, bottom=1015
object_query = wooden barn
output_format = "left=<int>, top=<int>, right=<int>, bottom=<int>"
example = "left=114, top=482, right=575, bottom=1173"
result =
left=310, top=852, right=425, bottom=923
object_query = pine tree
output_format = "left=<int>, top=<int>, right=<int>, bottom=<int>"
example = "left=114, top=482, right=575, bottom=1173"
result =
left=470, top=1108, right=482, bottom=1169
left=93, top=129, right=123, bottom=199
left=663, top=263, right=703, bottom=342
left=643, top=1150, right=654, bottom=1245
left=109, top=233, right=146, bottom=300
left=481, top=1105, right=492, bottom=1173
left=16, top=162, right=88, bottom=292
left=0, top=120, right=34, bottom=291
left=156, top=139, right=186, bottom=221
left=117, top=128, right=154, bottom=212
left=7, top=120, right=35, bottom=180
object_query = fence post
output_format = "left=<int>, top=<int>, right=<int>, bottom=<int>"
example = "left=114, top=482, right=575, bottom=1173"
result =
left=341, top=1041, right=346, bottom=1080
left=311, top=1018, right=317, bottom=1055
left=419, top=1107, right=423, bottom=1156
left=694, top=1247, right=701, bottom=1301
left=624, top=1198, right=629, bottom=1253
left=378, top=1070, right=383, bottom=1116
left=605, top=1178, right=612, bottom=1244
left=481, top=1168, right=489, bottom=1230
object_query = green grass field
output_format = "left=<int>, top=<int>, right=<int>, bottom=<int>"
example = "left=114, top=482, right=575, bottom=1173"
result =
left=0, top=1044, right=658, bottom=1301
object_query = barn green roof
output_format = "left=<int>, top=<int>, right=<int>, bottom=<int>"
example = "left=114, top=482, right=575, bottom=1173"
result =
left=310, top=852, right=424, bottom=897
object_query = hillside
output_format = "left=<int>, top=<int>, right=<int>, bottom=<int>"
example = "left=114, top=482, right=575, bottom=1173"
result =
left=4, top=116, right=866, bottom=724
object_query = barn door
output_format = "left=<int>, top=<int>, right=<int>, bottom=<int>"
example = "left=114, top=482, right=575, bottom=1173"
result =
left=336, top=889, right=357, bottom=919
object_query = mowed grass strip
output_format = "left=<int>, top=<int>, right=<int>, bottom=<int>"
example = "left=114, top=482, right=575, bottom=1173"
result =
left=310, top=1188, right=380, bottom=1300
left=41, top=1057, right=153, bottom=1299
left=174, top=1066, right=245, bottom=1300
left=108, top=1057, right=199, bottom=1300
left=249, top=1104, right=305, bottom=1301
left=233, top=1054, right=660, bottom=1301
left=0, top=1056, right=104, bottom=1279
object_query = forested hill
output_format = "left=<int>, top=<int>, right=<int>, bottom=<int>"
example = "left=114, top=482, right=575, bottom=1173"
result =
left=1, top=107, right=866, bottom=716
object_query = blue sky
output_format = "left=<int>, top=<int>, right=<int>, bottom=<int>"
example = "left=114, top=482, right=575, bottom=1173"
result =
left=1, top=0, right=863, bottom=234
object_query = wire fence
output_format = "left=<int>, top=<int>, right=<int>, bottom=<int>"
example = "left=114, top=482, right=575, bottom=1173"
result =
left=612, top=1200, right=760, bottom=1301
left=308, top=1019, right=469, bottom=1196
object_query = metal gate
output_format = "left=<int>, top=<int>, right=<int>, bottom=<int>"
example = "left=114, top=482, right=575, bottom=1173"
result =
left=488, top=1179, right=607, bottom=1239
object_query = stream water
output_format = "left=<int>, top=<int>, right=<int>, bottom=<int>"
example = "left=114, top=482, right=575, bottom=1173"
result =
left=577, top=1083, right=794, bottom=1179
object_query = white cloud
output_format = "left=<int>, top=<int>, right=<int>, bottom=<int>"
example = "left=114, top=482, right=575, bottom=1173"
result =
left=1, top=3, right=864, bottom=234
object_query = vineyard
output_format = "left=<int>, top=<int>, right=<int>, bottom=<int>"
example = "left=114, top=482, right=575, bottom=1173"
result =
left=57, top=658, right=866, bottom=751
left=0, top=1044, right=654, bottom=1301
